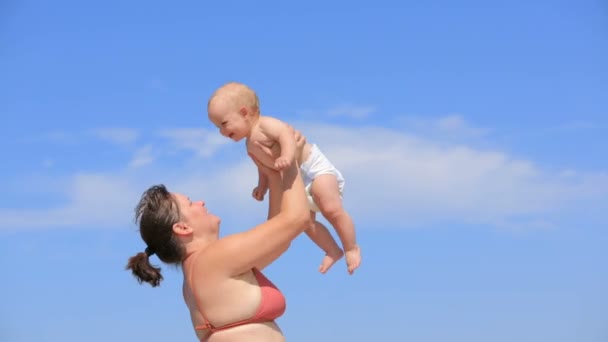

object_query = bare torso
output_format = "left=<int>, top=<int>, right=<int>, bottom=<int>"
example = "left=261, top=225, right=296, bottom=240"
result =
left=246, top=118, right=311, bottom=169
left=182, top=255, right=286, bottom=342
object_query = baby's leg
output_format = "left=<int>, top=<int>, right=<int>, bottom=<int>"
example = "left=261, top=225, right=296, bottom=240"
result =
left=305, top=211, right=344, bottom=274
left=311, top=174, right=361, bottom=275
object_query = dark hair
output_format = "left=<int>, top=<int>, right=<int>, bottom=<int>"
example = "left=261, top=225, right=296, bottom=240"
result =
left=126, top=184, right=186, bottom=287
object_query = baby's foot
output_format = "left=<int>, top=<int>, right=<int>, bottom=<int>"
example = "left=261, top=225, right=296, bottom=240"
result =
left=345, top=245, right=361, bottom=275
left=319, top=248, right=344, bottom=274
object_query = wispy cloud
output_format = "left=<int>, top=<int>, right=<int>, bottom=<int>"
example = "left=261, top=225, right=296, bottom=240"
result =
left=91, top=128, right=139, bottom=145
left=295, top=121, right=608, bottom=228
left=158, top=128, right=229, bottom=158
left=128, top=145, right=155, bottom=168
left=0, top=173, right=141, bottom=230
left=2, top=118, right=607, bottom=231
left=436, top=115, right=488, bottom=135
left=296, top=105, right=376, bottom=120
left=396, top=114, right=490, bottom=140
left=327, top=105, right=376, bottom=119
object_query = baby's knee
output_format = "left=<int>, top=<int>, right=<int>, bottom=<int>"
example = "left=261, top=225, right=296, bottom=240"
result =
left=317, top=199, right=343, bottom=218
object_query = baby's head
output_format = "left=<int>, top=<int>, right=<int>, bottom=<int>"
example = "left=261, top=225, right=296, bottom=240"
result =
left=207, top=82, right=260, bottom=141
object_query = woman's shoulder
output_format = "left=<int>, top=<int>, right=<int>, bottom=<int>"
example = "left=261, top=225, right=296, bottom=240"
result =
left=189, top=239, right=246, bottom=279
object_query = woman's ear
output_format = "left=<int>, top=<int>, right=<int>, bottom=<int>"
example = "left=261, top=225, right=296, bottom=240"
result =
left=172, top=222, right=193, bottom=236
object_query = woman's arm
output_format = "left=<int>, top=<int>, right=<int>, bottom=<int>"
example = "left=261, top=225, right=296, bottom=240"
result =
left=248, top=126, right=309, bottom=270
left=252, top=165, right=293, bottom=270
left=248, top=124, right=308, bottom=270
left=204, top=157, right=310, bottom=276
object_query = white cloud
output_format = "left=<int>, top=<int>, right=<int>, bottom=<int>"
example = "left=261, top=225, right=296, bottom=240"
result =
left=0, top=162, right=262, bottom=232
left=128, top=145, right=156, bottom=168
left=158, top=128, right=229, bottom=158
left=293, top=121, right=608, bottom=228
left=91, top=128, right=139, bottom=145
left=0, top=173, right=142, bottom=230
left=327, top=105, right=376, bottom=119
left=436, top=114, right=488, bottom=136
left=396, top=114, right=490, bottom=139
left=2, top=119, right=607, bottom=231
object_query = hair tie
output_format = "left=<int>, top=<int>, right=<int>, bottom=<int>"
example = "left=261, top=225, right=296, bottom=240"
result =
left=145, top=246, right=155, bottom=257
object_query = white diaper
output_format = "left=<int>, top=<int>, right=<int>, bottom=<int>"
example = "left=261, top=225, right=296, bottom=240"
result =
left=299, top=144, right=345, bottom=212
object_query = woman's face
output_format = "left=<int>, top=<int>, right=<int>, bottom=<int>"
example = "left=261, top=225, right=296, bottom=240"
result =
left=172, top=193, right=221, bottom=235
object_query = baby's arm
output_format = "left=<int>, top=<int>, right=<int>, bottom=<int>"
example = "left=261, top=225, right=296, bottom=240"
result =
left=259, top=116, right=297, bottom=170
left=252, top=166, right=269, bottom=201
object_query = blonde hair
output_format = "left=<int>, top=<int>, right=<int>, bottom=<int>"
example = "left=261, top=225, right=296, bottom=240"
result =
left=208, top=82, right=260, bottom=115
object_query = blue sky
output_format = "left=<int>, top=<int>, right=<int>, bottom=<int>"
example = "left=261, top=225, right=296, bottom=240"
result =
left=1, top=0, right=607, bottom=341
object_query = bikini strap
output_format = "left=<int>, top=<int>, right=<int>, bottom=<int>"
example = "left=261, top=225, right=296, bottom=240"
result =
left=186, top=250, right=216, bottom=332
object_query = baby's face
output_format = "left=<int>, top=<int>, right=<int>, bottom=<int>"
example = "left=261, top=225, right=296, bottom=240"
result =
left=208, top=100, right=250, bottom=142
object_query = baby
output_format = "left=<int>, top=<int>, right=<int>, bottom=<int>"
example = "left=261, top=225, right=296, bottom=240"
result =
left=207, top=82, right=361, bottom=275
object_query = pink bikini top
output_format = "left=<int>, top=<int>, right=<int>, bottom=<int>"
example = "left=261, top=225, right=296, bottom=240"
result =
left=188, top=265, right=286, bottom=338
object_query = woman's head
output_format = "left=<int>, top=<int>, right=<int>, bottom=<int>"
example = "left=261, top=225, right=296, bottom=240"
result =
left=126, top=184, right=220, bottom=287
left=126, top=184, right=185, bottom=287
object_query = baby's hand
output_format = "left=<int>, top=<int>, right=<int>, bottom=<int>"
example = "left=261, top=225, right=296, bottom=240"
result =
left=274, top=156, right=292, bottom=170
left=252, top=186, right=267, bottom=201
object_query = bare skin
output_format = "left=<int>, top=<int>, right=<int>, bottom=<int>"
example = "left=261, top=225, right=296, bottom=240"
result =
left=177, top=157, right=310, bottom=341
left=305, top=213, right=344, bottom=273
left=250, top=128, right=361, bottom=275
left=208, top=83, right=361, bottom=274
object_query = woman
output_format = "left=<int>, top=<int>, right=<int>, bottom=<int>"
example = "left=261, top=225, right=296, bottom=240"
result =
left=126, top=151, right=310, bottom=341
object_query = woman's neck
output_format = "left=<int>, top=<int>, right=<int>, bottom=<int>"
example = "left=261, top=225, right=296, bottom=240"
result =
left=182, top=237, right=213, bottom=260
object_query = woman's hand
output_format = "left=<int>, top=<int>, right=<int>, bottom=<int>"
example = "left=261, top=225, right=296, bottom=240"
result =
left=286, top=124, right=306, bottom=158
left=249, top=148, right=279, bottom=178
left=290, top=125, right=306, bottom=150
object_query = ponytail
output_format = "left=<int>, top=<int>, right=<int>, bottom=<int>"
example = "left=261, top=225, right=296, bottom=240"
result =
left=126, top=251, right=163, bottom=287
